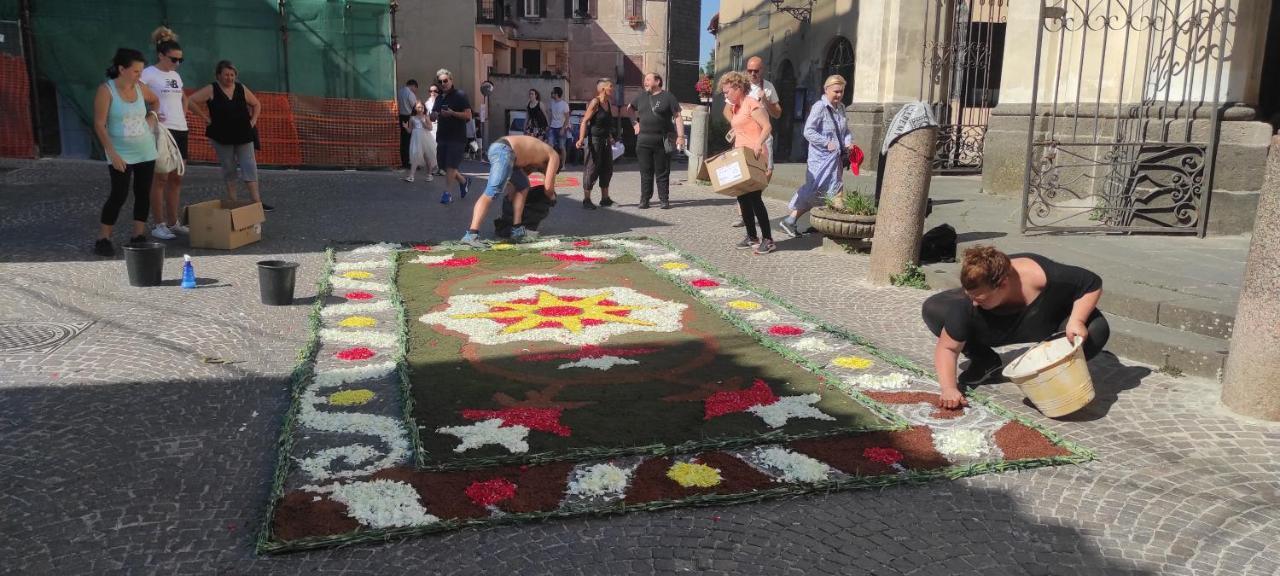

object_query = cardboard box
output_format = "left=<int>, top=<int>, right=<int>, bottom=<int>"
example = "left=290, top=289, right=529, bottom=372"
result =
left=705, top=147, right=769, bottom=196
left=185, top=199, right=265, bottom=249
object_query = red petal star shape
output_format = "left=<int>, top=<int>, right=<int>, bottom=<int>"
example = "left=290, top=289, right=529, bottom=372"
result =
left=704, top=379, right=779, bottom=420
left=430, top=256, right=480, bottom=268
left=461, top=407, right=573, bottom=437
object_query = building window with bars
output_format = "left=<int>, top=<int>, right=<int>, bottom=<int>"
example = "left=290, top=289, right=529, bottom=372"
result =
left=566, top=0, right=591, bottom=19
left=729, top=45, right=744, bottom=71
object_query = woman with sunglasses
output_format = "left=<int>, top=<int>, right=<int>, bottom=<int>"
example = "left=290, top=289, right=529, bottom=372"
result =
left=141, top=26, right=188, bottom=240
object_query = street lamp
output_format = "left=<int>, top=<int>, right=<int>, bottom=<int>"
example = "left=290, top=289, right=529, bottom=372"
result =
left=769, top=0, right=815, bottom=23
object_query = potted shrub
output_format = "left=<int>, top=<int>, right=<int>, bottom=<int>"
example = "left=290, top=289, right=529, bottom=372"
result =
left=809, top=186, right=877, bottom=243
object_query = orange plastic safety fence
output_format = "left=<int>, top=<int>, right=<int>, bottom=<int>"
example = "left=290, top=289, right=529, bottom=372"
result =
left=291, top=94, right=398, bottom=167
left=0, top=53, right=37, bottom=159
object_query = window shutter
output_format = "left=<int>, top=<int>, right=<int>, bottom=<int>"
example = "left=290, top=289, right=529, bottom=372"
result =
left=517, top=0, right=525, bottom=17
left=539, top=0, right=546, bottom=17
left=565, top=0, right=573, bottom=18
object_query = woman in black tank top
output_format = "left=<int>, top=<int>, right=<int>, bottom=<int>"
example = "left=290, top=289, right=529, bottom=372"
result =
left=576, top=79, right=616, bottom=209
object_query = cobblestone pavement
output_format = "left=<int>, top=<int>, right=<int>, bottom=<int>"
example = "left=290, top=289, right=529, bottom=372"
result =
left=2, top=158, right=1278, bottom=575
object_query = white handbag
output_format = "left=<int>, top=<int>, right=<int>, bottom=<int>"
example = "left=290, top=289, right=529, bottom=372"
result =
left=152, top=114, right=185, bottom=176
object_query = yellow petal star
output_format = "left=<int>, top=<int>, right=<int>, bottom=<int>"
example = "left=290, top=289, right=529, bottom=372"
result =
left=449, top=290, right=656, bottom=335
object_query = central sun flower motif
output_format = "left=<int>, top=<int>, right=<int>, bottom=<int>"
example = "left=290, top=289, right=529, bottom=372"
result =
left=421, top=286, right=687, bottom=346
left=453, top=290, right=654, bottom=335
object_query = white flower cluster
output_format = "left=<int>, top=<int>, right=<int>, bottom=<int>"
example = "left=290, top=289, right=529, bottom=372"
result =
left=790, top=337, right=834, bottom=353
left=546, top=249, right=619, bottom=260
left=297, top=444, right=383, bottom=481
left=521, top=238, right=563, bottom=250
left=747, top=394, right=835, bottom=428
left=566, top=463, right=633, bottom=497
left=640, top=252, right=681, bottom=262
left=933, top=428, right=996, bottom=460
left=296, top=400, right=410, bottom=480
left=333, top=259, right=392, bottom=272
left=349, top=242, right=402, bottom=255
left=321, top=300, right=393, bottom=317
left=747, top=310, right=782, bottom=323
left=753, top=447, right=833, bottom=483
left=330, top=276, right=389, bottom=293
left=841, top=372, right=914, bottom=391
left=701, top=287, right=749, bottom=298
left=313, top=361, right=397, bottom=389
left=597, top=238, right=650, bottom=250
left=666, top=268, right=704, bottom=278
left=328, top=479, right=440, bottom=529
left=411, top=253, right=456, bottom=265
left=318, top=329, right=401, bottom=348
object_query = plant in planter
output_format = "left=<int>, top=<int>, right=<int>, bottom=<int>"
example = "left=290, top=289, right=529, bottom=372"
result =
left=809, top=186, right=877, bottom=246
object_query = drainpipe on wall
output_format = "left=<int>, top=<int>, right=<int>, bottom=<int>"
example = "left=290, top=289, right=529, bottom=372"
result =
left=279, top=0, right=291, bottom=93
left=19, top=0, right=42, bottom=155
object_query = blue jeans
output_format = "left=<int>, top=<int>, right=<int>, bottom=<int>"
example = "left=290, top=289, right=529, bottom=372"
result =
left=484, top=142, right=529, bottom=198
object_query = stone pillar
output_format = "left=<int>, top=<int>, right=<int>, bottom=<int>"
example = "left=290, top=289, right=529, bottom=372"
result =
left=1221, top=135, right=1280, bottom=422
left=687, top=105, right=709, bottom=182
left=867, top=126, right=937, bottom=285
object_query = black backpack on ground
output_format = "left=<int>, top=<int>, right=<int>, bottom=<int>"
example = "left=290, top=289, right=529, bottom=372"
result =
left=494, top=185, right=556, bottom=238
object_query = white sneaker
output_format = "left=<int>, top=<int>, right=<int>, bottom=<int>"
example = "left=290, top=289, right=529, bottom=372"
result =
left=169, top=222, right=190, bottom=235
left=425, top=173, right=434, bottom=182
left=151, top=223, right=176, bottom=240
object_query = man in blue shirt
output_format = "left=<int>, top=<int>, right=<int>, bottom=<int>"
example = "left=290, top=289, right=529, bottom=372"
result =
left=431, top=69, right=474, bottom=204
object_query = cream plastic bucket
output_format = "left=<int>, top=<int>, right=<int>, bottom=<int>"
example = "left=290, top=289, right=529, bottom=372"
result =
left=1001, top=336, right=1096, bottom=417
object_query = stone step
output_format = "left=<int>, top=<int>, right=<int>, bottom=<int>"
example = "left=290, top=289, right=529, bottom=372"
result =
left=1105, top=315, right=1230, bottom=380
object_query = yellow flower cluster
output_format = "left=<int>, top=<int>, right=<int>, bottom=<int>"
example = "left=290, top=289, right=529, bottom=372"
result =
left=660, top=262, right=689, bottom=271
left=328, top=389, right=375, bottom=406
left=666, top=462, right=722, bottom=488
left=831, top=356, right=874, bottom=370
left=338, top=316, right=378, bottom=328
left=727, top=300, right=762, bottom=311
left=341, top=271, right=374, bottom=280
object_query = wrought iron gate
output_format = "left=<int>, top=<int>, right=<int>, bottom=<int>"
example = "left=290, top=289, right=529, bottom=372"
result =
left=1022, top=0, right=1234, bottom=236
left=923, top=0, right=1009, bottom=172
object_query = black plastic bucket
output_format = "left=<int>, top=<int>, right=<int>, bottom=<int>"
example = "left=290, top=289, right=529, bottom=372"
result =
left=257, top=260, right=299, bottom=305
left=123, top=241, right=165, bottom=287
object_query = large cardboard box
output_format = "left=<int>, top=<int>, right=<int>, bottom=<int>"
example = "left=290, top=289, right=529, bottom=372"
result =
left=705, top=147, right=769, bottom=196
left=185, top=199, right=265, bottom=249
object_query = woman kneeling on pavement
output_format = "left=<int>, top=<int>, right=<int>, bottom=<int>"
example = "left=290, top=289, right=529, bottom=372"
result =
left=922, top=246, right=1111, bottom=409
left=780, top=75, right=853, bottom=238
left=720, top=71, right=776, bottom=254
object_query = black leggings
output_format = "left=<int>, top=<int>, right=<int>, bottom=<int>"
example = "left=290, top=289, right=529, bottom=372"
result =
left=736, top=190, right=772, bottom=242
left=583, top=137, right=613, bottom=191
left=636, top=137, right=670, bottom=203
left=100, top=161, right=155, bottom=226
left=922, top=288, right=1111, bottom=360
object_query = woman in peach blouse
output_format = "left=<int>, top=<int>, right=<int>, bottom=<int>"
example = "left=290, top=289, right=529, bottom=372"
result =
left=720, top=71, right=775, bottom=254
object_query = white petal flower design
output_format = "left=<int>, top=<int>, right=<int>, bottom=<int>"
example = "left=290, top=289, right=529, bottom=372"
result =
left=321, top=300, right=394, bottom=316
left=319, top=329, right=401, bottom=348
left=566, top=463, right=633, bottom=497
left=437, top=418, right=530, bottom=453
left=753, top=447, right=834, bottom=483
left=313, top=361, right=397, bottom=388
left=701, top=287, right=749, bottom=298
left=330, top=276, right=389, bottom=293
left=329, top=479, right=439, bottom=529
left=333, top=259, right=392, bottom=272
left=666, top=268, right=704, bottom=278
left=641, top=252, right=681, bottom=262
left=747, top=394, right=836, bottom=428
left=790, top=337, right=834, bottom=353
left=842, top=372, right=914, bottom=391
left=296, top=444, right=385, bottom=482
left=933, top=428, right=996, bottom=461
left=545, top=249, right=619, bottom=260
left=747, top=310, right=782, bottom=323
left=419, top=285, right=687, bottom=346
left=521, top=239, right=563, bottom=250
left=558, top=355, right=640, bottom=370
left=349, top=242, right=402, bottom=255
left=597, top=238, right=650, bottom=250
left=411, top=253, right=457, bottom=265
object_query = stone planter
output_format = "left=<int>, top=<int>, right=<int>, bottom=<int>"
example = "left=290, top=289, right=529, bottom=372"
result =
left=809, top=206, right=876, bottom=240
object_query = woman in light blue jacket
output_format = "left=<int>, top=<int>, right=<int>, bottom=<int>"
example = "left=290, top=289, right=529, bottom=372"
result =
left=779, top=75, right=854, bottom=238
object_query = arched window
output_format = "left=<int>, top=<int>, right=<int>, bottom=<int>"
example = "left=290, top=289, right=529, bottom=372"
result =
left=823, top=36, right=854, bottom=105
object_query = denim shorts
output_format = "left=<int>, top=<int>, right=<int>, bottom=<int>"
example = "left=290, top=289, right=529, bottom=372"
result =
left=483, top=141, right=529, bottom=198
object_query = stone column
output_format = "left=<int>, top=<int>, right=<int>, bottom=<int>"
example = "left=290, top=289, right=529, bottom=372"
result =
left=1221, top=135, right=1280, bottom=422
left=687, top=105, right=709, bottom=182
left=867, top=126, right=937, bottom=285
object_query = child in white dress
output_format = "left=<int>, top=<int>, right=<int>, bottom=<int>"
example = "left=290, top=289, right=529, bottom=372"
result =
left=404, top=102, right=437, bottom=182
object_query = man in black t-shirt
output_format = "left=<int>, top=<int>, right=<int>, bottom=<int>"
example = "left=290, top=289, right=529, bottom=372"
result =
left=431, top=68, right=474, bottom=202
left=627, top=73, right=685, bottom=209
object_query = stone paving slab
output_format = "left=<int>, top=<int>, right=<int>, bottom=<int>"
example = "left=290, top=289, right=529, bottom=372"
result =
left=1, top=158, right=1278, bottom=575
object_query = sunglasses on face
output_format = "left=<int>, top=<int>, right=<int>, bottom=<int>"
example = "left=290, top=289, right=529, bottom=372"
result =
left=746, top=69, right=762, bottom=74
left=167, top=55, right=184, bottom=64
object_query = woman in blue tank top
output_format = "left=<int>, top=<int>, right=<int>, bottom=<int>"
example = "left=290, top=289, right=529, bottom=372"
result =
left=93, top=48, right=159, bottom=257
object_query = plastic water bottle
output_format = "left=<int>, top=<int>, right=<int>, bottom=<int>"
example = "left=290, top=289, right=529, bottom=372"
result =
left=181, top=254, right=197, bottom=289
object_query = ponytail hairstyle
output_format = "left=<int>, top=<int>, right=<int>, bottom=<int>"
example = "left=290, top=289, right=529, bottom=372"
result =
left=151, top=26, right=181, bottom=55
left=105, top=48, right=146, bottom=78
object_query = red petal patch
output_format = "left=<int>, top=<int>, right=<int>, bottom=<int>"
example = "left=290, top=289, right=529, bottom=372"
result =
left=490, top=275, right=574, bottom=285
left=412, top=244, right=433, bottom=252
left=545, top=253, right=607, bottom=263
left=335, top=347, right=376, bottom=361
left=464, top=478, right=518, bottom=507
left=430, top=256, right=480, bottom=268
left=690, top=279, right=721, bottom=288
left=344, top=291, right=375, bottom=301
left=462, top=407, right=573, bottom=436
left=573, top=240, right=592, bottom=247
left=768, top=324, right=805, bottom=336
left=704, top=379, right=779, bottom=420
left=863, top=447, right=904, bottom=466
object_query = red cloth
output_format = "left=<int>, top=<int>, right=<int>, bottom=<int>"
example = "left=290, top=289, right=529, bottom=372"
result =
left=849, top=144, right=865, bottom=176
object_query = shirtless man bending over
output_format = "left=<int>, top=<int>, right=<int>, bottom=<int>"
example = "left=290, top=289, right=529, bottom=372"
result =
left=460, top=135, right=560, bottom=247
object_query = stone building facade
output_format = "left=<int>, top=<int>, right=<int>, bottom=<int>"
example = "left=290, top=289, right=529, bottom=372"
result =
left=713, top=0, right=1278, bottom=235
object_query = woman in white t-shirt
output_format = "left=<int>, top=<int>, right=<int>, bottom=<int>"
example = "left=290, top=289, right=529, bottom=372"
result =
left=141, top=26, right=189, bottom=240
